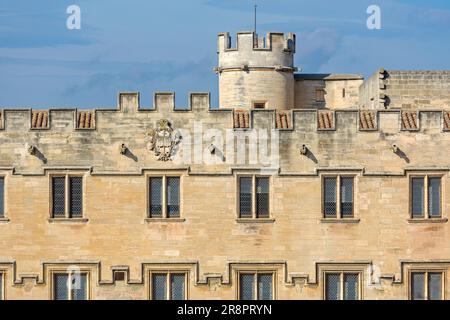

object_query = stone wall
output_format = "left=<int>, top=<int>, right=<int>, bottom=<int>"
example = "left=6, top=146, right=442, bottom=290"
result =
left=294, top=74, right=363, bottom=109
left=360, top=69, right=450, bottom=110
left=0, top=92, right=449, bottom=299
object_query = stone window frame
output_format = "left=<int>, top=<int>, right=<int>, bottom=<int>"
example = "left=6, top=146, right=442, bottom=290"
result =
left=145, top=174, right=184, bottom=222
left=236, top=269, right=277, bottom=300
left=48, top=173, right=88, bottom=223
left=50, top=268, right=91, bottom=300
left=322, top=269, right=363, bottom=301
left=0, top=270, right=5, bottom=300
left=408, top=268, right=446, bottom=300
left=0, top=174, right=9, bottom=223
left=408, top=173, right=446, bottom=223
left=148, top=269, right=189, bottom=300
left=320, top=173, right=360, bottom=223
left=236, top=174, right=274, bottom=223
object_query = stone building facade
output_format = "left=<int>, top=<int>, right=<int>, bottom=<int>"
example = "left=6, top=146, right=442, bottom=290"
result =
left=0, top=31, right=449, bottom=300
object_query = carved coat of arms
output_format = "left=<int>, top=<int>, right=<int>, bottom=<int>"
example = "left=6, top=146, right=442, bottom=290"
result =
left=147, top=119, right=181, bottom=161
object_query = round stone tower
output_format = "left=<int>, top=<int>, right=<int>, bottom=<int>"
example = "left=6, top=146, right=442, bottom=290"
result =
left=215, top=31, right=296, bottom=110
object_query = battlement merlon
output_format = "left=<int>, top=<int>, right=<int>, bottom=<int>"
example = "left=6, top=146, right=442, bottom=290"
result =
left=216, top=32, right=296, bottom=72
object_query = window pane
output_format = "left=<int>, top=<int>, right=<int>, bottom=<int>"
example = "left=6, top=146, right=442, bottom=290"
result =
left=428, top=178, right=441, bottom=217
left=167, top=177, right=180, bottom=218
left=256, top=178, right=269, bottom=218
left=0, top=177, right=4, bottom=218
left=52, top=177, right=66, bottom=217
left=149, top=178, right=163, bottom=217
left=170, top=274, right=185, bottom=300
left=69, top=177, right=83, bottom=218
left=71, top=273, right=87, bottom=300
left=428, top=273, right=442, bottom=300
left=411, top=178, right=424, bottom=217
left=326, top=273, right=340, bottom=300
left=257, top=274, right=273, bottom=300
left=239, top=178, right=252, bottom=218
left=152, top=274, right=167, bottom=300
left=54, top=274, right=69, bottom=300
left=240, top=274, right=255, bottom=300
left=411, top=272, right=425, bottom=300
left=344, top=274, right=359, bottom=300
left=324, top=178, right=337, bottom=217
left=341, top=178, right=354, bottom=217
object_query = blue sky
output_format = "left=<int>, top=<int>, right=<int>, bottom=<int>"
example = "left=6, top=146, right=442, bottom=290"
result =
left=0, top=0, right=449, bottom=108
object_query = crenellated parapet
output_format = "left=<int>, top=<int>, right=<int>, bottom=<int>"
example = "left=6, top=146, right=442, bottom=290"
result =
left=0, top=92, right=449, bottom=133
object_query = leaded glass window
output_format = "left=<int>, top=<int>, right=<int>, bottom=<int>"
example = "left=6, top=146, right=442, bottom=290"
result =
left=325, top=272, right=360, bottom=300
left=152, top=274, right=167, bottom=300
left=69, top=177, right=83, bottom=217
left=411, top=271, right=443, bottom=300
left=325, top=273, right=340, bottom=300
left=53, top=272, right=88, bottom=300
left=323, top=178, right=337, bottom=217
left=148, top=176, right=181, bottom=219
left=412, top=178, right=424, bottom=217
left=149, top=178, right=163, bottom=217
left=341, top=177, right=354, bottom=217
left=239, top=177, right=252, bottom=218
left=52, top=176, right=84, bottom=219
left=52, top=177, right=66, bottom=217
left=239, top=273, right=273, bottom=300
left=151, top=273, right=186, bottom=300
left=256, top=178, right=269, bottom=218
left=428, top=178, right=441, bottom=218
left=167, top=177, right=180, bottom=218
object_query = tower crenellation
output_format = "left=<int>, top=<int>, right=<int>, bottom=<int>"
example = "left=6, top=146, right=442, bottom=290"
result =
left=216, top=31, right=297, bottom=110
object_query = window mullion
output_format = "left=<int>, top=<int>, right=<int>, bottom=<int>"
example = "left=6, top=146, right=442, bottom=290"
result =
left=167, top=272, right=171, bottom=301
left=252, top=176, right=256, bottom=219
left=162, top=176, right=167, bottom=219
left=340, top=273, right=344, bottom=300
left=424, top=272, right=429, bottom=300
left=424, top=176, right=429, bottom=219
left=336, top=176, right=341, bottom=219
left=253, top=272, right=259, bottom=300
left=65, top=176, right=69, bottom=218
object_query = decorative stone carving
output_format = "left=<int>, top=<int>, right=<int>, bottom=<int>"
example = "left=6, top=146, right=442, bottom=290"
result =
left=147, top=119, right=181, bottom=161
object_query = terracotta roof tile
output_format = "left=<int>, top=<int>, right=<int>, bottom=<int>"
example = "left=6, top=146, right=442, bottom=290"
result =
left=276, top=112, right=291, bottom=129
left=77, top=111, right=95, bottom=129
left=31, top=111, right=49, bottom=129
left=444, top=111, right=450, bottom=131
left=233, top=110, right=250, bottom=129
left=401, top=111, right=418, bottom=130
left=359, top=111, right=377, bottom=130
left=317, top=111, right=334, bottom=130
